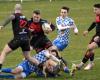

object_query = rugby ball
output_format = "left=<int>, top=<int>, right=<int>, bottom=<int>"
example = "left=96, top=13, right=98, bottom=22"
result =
left=42, top=23, right=52, bottom=33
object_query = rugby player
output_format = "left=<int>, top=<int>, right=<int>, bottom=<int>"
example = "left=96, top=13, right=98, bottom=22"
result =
left=28, top=10, right=55, bottom=53
left=0, top=4, right=39, bottom=71
left=53, top=6, right=78, bottom=51
left=75, top=3, right=100, bottom=70
left=0, top=50, right=61, bottom=79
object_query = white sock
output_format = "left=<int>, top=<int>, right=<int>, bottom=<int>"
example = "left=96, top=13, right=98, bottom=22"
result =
left=78, top=62, right=84, bottom=68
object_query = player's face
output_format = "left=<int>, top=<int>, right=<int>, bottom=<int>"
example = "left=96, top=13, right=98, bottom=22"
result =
left=94, top=7, right=100, bottom=15
left=46, top=59, right=57, bottom=72
left=32, top=13, right=41, bottom=22
left=60, top=9, right=68, bottom=18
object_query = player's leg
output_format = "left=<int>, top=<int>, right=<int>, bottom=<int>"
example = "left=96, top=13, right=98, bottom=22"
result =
left=0, top=66, right=23, bottom=79
left=0, top=38, right=19, bottom=70
left=13, top=60, right=31, bottom=79
left=84, top=36, right=100, bottom=70
left=0, top=44, right=12, bottom=70
left=21, top=40, right=40, bottom=66
left=23, top=51, right=39, bottom=65
left=77, top=42, right=98, bottom=70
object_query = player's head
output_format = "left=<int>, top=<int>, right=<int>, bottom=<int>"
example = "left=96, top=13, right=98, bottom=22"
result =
left=32, top=10, right=41, bottom=22
left=14, top=4, right=22, bottom=11
left=93, top=3, right=100, bottom=15
left=44, top=59, right=60, bottom=76
left=60, top=6, right=70, bottom=18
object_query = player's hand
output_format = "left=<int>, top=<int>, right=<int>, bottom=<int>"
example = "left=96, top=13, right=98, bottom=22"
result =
left=44, top=28, right=52, bottom=34
left=0, top=26, right=3, bottom=30
left=83, top=30, right=88, bottom=36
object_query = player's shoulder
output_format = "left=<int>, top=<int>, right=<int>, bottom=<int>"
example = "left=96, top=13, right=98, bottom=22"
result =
left=40, top=19, right=48, bottom=23
left=56, top=16, right=61, bottom=20
left=66, top=17, right=74, bottom=22
left=28, top=18, right=33, bottom=23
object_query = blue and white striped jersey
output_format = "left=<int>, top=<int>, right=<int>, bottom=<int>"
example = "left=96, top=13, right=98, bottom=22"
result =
left=56, top=16, right=74, bottom=45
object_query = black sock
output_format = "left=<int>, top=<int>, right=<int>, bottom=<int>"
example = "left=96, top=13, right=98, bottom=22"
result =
left=60, top=57, right=68, bottom=66
left=0, top=64, right=2, bottom=70
left=90, top=53, right=94, bottom=61
left=82, top=50, right=90, bottom=63
left=82, top=57, right=88, bottom=63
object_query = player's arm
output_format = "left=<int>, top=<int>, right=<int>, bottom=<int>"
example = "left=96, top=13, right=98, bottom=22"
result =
left=71, top=23, right=78, bottom=35
left=56, top=19, right=70, bottom=30
left=56, top=18, right=76, bottom=30
left=44, top=50, right=61, bottom=63
left=83, top=22, right=96, bottom=36
left=0, top=14, right=15, bottom=29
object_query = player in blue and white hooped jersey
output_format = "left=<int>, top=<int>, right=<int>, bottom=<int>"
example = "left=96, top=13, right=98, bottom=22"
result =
left=0, top=50, right=61, bottom=79
left=53, top=6, right=78, bottom=51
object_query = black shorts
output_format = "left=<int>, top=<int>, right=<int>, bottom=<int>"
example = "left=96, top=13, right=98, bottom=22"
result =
left=8, top=37, right=30, bottom=51
left=89, top=34, right=100, bottom=47
left=30, top=36, right=52, bottom=53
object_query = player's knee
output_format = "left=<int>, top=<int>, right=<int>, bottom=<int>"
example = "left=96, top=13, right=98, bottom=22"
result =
left=12, top=69, right=21, bottom=74
left=94, top=36, right=100, bottom=42
left=15, top=73, right=25, bottom=79
left=87, top=45, right=94, bottom=51
left=12, top=70, right=18, bottom=74
left=2, top=44, right=12, bottom=54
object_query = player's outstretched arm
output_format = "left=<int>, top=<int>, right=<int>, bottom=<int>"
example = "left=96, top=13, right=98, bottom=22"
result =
left=0, top=14, right=15, bottom=30
left=72, top=23, right=78, bottom=35
left=83, top=22, right=96, bottom=36
left=44, top=50, right=61, bottom=64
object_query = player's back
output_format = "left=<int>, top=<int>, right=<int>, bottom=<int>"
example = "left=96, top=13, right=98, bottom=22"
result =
left=12, top=13, right=29, bottom=37
left=34, top=50, right=47, bottom=63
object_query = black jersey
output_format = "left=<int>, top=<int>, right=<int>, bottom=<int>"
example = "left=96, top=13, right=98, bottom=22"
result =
left=88, top=15, right=100, bottom=36
left=28, top=18, right=47, bottom=37
left=12, top=13, right=29, bottom=38
left=28, top=18, right=54, bottom=52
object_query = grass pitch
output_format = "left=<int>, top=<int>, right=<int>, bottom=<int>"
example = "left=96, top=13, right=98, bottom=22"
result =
left=0, top=0, right=100, bottom=80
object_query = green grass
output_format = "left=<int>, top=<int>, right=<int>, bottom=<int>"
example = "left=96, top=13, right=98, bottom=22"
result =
left=0, top=0, right=100, bottom=80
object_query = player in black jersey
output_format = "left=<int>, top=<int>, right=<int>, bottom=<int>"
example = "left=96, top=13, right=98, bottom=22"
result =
left=0, top=4, right=39, bottom=71
left=72, top=4, right=100, bottom=71
left=28, top=10, right=55, bottom=53
left=28, top=10, right=68, bottom=71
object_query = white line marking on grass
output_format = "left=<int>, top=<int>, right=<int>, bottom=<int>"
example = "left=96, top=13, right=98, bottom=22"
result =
left=71, top=57, right=100, bottom=63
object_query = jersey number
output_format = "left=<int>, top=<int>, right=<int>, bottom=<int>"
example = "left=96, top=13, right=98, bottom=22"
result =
left=20, top=19, right=27, bottom=28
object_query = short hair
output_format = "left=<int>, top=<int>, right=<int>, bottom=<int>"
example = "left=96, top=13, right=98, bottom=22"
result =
left=61, top=6, right=70, bottom=12
left=33, top=10, right=40, bottom=14
left=94, top=3, right=100, bottom=8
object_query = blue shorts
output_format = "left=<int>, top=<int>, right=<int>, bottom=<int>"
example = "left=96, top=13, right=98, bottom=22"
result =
left=17, top=60, right=32, bottom=78
left=53, top=39, right=68, bottom=51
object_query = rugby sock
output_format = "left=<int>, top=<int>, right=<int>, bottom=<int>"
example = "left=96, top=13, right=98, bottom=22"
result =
left=0, top=74, right=15, bottom=79
left=90, top=52, right=94, bottom=61
left=82, top=51, right=90, bottom=63
left=0, top=64, right=2, bottom=70
left=64, top=67, right=69, bottom=73
left=1, top=68, right=12, bottom=73
left=60, top=57, right=67, bottom=66
left=82, top=57, right=88, bottom=63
